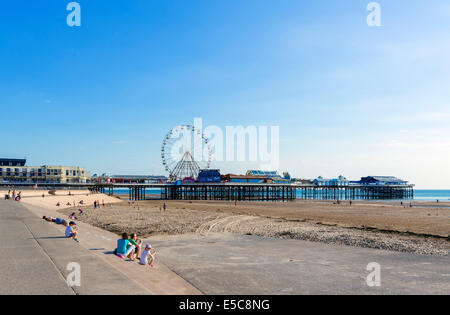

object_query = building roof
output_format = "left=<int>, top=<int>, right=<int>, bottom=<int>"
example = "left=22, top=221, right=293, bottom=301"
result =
left=0, top=159, right=27, bottom=167
left=226, top=174, right=268, bottom=179
left=111, top=175, right=167, bottom=180
left=314, top=175, right=348, bottom=181
left=362, top=176, right=407, bottom=183
left=247, top=170, right=278, bottom=175
left=0, top=158, right=26, bottom=164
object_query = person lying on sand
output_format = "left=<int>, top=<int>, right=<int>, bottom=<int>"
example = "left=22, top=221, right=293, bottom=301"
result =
left=65, top=221, right=79, bottom=242
left=43, top=216, right=68, bottom=226
left=114, top=233, right=135, bottom=260
left=139, top=244, right=156, bottom=268
left=69, top=212, right=78, bottom=220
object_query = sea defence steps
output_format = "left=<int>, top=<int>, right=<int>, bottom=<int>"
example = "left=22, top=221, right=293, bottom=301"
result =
left=0, top=198, right=201, bottom=295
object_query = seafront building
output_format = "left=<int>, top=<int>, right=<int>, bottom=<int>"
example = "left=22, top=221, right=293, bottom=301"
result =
left=359, top=176, right=408, bottom=185
left=313, top=175, right=349, bottom=186
left=0, top=158, right=90, bottom=184
left=93, top=175, right=167, bottom=184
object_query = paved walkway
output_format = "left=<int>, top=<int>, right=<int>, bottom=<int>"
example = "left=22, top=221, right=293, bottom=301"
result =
left=148, top=233, right=450, bottom=295
left=0, top=200, right=201, bottom=295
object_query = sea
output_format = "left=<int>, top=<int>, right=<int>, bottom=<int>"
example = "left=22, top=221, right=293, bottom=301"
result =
left=111, top=188, right=450, bottom=201
left=411, top=190, right=450, bottom=201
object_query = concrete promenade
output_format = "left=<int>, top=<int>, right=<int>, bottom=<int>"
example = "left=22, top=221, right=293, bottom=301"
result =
left=148, top=233, right=450, bottom=295
left=0, top=200, right=201, bottom=295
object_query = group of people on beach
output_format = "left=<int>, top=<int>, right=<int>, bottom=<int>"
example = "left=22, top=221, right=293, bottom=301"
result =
left=4, top=190, right=21, bottom=202
left=55, top=199, right=109, bottom=208
left=94, top=200, right=105, bottom=208
left=42, top=209, right=156, bottom=267
left=115, top=232, right=156, bottom=268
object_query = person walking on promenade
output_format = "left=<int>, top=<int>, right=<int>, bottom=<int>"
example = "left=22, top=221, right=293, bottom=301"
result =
left=163, top=203, right=167, bottom=212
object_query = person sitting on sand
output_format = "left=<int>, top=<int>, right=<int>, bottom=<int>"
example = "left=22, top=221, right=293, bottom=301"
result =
left=114, top=233, right=135, bottom=259
left=139, top=244, right=156, bottom=268
left=65, top=221, right=79, bottom=242
left=129, top=233, right=142, bottom=259
left=66, top=202, right=72, bottom=206
left=56, top=202, right=61, bottom=207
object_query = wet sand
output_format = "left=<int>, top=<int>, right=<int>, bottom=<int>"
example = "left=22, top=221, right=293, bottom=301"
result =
left=58, top=199, right=450, bottom=256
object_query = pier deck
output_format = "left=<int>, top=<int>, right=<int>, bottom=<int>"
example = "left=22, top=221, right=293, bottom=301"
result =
left=0, top=182, right=414, bottom=201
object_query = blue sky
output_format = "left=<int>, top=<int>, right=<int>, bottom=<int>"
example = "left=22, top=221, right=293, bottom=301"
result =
left=1, top=1, right=450, bottom=188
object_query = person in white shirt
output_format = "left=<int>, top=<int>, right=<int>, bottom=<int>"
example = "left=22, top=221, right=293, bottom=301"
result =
left=139, top=244, right=156, bottom=267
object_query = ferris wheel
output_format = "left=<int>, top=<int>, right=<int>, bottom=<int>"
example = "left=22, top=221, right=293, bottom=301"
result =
left=161, top=125, right=212, bottom=181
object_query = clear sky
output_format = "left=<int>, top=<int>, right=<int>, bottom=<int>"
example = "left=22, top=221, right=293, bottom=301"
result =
left=1, top=1, right=449, bottom=188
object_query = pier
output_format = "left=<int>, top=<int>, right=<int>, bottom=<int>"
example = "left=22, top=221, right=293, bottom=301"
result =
left=91, top=183, right=414, bottom=201
left=0, top=182, right=414, bottom=201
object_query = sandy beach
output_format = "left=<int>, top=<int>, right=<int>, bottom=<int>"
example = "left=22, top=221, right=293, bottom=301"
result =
left=1, top=190, right=122, bottom=210
left=55, top=199, right=449, bottom=256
